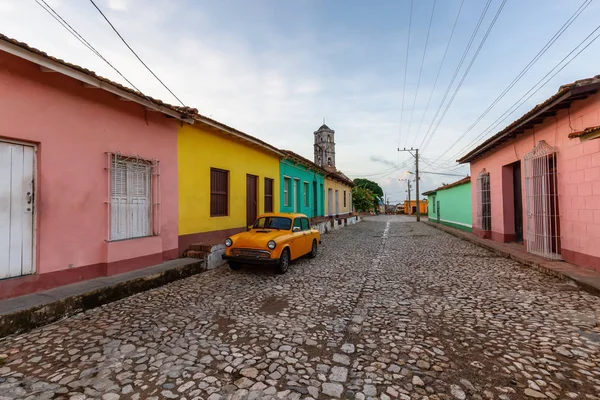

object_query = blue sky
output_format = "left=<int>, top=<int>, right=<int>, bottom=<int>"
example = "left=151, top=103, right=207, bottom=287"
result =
left=1, top=0, right=599, bottom=203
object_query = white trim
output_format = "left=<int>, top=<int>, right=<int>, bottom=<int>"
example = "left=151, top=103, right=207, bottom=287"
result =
left=0, top=40, right=194, bottom=123
left=439, top=218, right=471, bottom=228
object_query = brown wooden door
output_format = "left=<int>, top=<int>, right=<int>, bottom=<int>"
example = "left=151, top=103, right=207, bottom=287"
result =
left=246, top=175, right=258, bottom=227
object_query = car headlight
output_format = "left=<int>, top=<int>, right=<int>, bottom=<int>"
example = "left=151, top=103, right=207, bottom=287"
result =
left=267, top=240, right=276, bottom=250
left=225, top=238, right=233, bottom=247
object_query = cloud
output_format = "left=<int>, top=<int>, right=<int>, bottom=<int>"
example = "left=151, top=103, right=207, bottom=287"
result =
left=107, top=0, right=130, bottom=11
left=369, top=155, right=397, bottom=168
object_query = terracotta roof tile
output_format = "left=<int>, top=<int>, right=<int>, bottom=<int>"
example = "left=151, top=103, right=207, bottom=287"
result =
left=568, top=125, right=600, bottom=139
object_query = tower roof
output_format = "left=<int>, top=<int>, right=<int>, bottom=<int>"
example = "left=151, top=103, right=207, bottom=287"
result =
left=317, top=124, right=332, bottom=131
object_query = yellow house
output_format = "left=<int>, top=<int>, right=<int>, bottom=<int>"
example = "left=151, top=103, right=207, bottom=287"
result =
left=324, top=171, right=354, bottom=217
left=178, top=116, right=283, bottom=254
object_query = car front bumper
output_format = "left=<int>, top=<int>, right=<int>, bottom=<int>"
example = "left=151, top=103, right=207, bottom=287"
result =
left=222, top=254, right=280, bottom=265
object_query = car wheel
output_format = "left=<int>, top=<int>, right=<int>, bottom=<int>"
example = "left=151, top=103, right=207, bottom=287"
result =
left=308, top=239, right=318, bottom=258
left=229, top=262, right=241, bottom=271
left=276, top=249, right=290, bottom=274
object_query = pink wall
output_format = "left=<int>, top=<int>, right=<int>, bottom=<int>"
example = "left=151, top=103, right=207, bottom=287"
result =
left=0, top=52, right=179, bottom=276
left=470, top=92, right=600, bottom=269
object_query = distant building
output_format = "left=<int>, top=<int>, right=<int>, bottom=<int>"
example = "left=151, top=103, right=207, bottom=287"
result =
left=403, top=200, right=428, bottom=215
left=423, top=177, right=472, bottom=232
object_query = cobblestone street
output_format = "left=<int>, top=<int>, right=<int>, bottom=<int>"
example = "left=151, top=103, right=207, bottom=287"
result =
left=1, top=216, right=600, bottom=400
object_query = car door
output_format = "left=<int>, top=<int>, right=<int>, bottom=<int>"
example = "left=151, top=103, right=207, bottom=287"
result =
left=290, top=217, right=304, bottom=259
left=301, top=217, right=312, bottom=254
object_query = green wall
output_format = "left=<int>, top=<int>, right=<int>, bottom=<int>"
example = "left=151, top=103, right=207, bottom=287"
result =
left=427, top=182, right=472, bottom=232
left=280, top=159, right=325, bottom=218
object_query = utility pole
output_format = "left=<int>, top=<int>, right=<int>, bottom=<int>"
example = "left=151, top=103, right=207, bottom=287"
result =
left=398, top=147, right=421, bottom=222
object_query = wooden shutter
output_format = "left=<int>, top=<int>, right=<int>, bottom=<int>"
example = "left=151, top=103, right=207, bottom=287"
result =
left=211, top=168, right=228, bottom=216
left=264, top=178, right=273, bottom=212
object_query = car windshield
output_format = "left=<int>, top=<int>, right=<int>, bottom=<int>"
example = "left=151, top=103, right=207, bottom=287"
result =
left=253, top=217, right=292, bottom=230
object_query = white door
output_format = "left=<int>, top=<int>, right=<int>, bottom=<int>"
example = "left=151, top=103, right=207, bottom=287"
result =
left=327, top=189, right=333, bottom=216
left=0, top=141, right=35, bottom=279
left=335, top=190, right=339, bottom=215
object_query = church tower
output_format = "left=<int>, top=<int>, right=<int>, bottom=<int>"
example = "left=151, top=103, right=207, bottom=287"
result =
left=314, top=124, right=336, bottom=170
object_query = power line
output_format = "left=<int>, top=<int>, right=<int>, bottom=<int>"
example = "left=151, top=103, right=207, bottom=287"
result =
left=416, top=0, right=494, bottom=150
left=431, top=0, right=593, bottom=168
left=88, top=0, right=186, bottom=107
left=422, top=0, right=508, bottom=153
left=397, top=0, right=414, bottom=148
left=406, top=0, right=438, bottom=149
left=412, top=0, right=465, bottom=147
left=452, top=22, right=600, bottom=162
left=33, top=0, right=149, bottom=98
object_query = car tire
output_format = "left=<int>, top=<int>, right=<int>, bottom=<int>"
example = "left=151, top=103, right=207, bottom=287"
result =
left=229, top=262, right=241, bottom=271
left=276, top=249, right=290, bottom=274
left=308, top=239, right=318, bottom=258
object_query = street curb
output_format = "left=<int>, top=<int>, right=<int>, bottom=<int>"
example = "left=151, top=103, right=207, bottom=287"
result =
left=0, top=260, right=205, bottom=338
left=424, top=221, right=600, bottom=297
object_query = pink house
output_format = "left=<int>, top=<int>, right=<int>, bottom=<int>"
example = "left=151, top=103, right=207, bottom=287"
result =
left=459, top=75, right=600, bottom=271
left=0, top=34, right=196, bottom=299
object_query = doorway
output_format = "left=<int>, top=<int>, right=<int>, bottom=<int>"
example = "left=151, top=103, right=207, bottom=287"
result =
left=512, top=161, right=524, bottom=243
left=1, top=141, right=35, bottom=279
left=246, top=175, right=257, bottom=227
left=312, top=181, right=317, bottom=217
left=294, top=179, right=300, bottom=212
left=327, top=189, right=333, bottom=216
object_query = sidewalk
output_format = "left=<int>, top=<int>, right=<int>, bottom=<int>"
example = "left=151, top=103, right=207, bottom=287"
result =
left=424, top=221, right=600, bottom=296
left=0, top=258, right=204, bottom=338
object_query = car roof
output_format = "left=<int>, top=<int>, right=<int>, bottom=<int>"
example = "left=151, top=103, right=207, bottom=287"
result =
left=258, top=212, right=308, bottom=219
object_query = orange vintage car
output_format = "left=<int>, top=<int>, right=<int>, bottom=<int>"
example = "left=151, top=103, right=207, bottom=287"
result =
left=222, top=213, right=321, bottom=274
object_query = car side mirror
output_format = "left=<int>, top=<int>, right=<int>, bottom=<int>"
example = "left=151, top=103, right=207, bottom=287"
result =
left=292, top=227, right=301, bottom=232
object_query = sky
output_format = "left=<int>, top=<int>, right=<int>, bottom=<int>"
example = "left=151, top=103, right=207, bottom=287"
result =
left=1, top=0, right=599, bottom=203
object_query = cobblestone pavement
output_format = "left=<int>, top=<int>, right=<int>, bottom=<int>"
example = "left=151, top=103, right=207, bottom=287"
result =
left=1, top=216, right=600, bottom=400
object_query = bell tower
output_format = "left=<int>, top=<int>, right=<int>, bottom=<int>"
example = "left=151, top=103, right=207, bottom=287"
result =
left=314, top=124, right=336, bottom=170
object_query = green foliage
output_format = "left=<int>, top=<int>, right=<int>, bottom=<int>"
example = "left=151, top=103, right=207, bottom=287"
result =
left=353, top=178, right=383, bottom=209
left=352, top=186, right=376, bottom=212
left=353, top=178, right=384, bottom=198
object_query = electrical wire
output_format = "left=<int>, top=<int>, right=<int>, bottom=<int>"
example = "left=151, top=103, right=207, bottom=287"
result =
left=397, top=0, right=414, bottom=149
left=449, top=22, right=600, bottom=163
left=88, top=0, right=186, bottom=107
left=421, top=0, right=508, bottom=152
left=405, top=0, right=438, bottom=149
left=412, top=0, right=465, bottom=147
left=416, top=0, right=494, bottom=150
left=429, top=0, right=593, bottom=168
left=33, top=0, right=149, bottom=98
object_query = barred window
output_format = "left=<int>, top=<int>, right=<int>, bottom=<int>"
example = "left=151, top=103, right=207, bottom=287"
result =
left=211, top=168, right=229, bottom=217
left=476, top=170, right=491, bottom=231
left=109, top=153, right=157, bottom=241
left=303, top=182, right=309, bottom=207
left=264, top=178, right=274, bottom=212
left=284, top=177, right=290, bottom=206
left=343, top=190, right=347, bottom=207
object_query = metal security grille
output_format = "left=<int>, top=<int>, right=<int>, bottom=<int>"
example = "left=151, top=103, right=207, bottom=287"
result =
left=476, top=170, right=491, bottom=231
left=524, top=140, right=561, bottom=260
left=107, top=153, right=159, bottom=241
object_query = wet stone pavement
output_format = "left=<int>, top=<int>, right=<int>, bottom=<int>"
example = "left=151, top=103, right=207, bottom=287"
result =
left=1, top=215, right=600, bottom=400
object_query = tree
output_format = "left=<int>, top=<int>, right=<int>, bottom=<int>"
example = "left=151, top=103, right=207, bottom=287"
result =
left=353, top=178, right=383, bottom=209
left=352, top=186, right=375, bottom=212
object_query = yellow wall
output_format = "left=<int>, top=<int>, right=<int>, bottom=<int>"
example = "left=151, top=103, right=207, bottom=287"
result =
left=178, top=124, right=280, bottom=235
left=324, top=177, right=352, bottom=216
left=403, top=200, right=428, bottom=214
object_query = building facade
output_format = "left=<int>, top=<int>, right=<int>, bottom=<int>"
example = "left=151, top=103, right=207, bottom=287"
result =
left=424, top=177, right=472, bottom=232
left=402, top=200, right=428, bottom=215
left=459, top=76, right=600, bottom=271
left=178, top=120, right=282, bottom=254
left=324, top=172, right=354, bottom=217
left=0, top=35, right=192, bottom=299
left=280, top=150, right=326, bottom=218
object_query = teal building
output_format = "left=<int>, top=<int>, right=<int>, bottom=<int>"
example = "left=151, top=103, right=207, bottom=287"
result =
left=279, top=150, right=326, bottom=218
left=424, top=177, right=472, bottom=232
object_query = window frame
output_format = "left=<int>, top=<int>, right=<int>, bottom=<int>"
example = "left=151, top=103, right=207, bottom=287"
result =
left=303, top=181, right=309, bottom=207
left=283, top=176, right=291, bottom=207
left=343, top=190, right=347, bottom=207
left=108, top=153, right=158, bottom=242
left=264, top=177, right=274, bottom=213
left=210, top=168, right=229, bottom=217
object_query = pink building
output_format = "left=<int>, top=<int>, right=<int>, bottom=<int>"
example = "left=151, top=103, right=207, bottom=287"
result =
left=0, top=35, right=196, bottom=299
left=459, top=75, right=600, bottom=272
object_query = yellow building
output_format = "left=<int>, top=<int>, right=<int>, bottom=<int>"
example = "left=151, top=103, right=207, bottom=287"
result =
left=403, top=199, right=428, bottom=215
left=178, top=116, right=283, bottom=254
left=324, top=171, right=354, bottom=217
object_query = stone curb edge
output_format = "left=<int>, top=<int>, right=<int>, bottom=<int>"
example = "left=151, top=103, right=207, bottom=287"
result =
left=0, top=260, right=205, bottom=338
left=423, top=221, right=600, bottom=297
